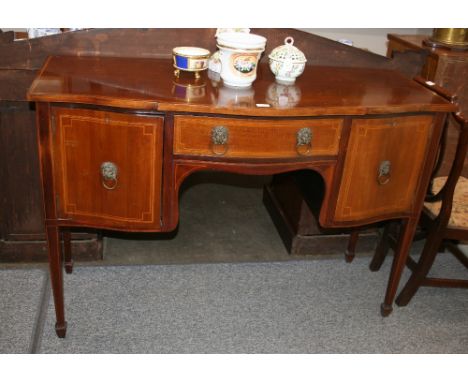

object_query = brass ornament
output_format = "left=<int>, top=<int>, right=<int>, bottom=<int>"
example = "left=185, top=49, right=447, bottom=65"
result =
left=425, top=28, right=468, bottom=50
left=377, top=160, right=391, bottom=185
left=211, top=126, right=229, bottom=155
left=100, top=161, right=118, bottom=190
left=296, top=127, right=312, bottom=155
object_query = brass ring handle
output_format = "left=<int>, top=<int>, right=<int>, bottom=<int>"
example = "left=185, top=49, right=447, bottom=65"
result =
left=100, top=161, right=118, bottom=190
left=296, top=127, right=312, bottom=156
left=211, top=126, right=229, bottom=156
left=377, top=160, right=391, bottom=186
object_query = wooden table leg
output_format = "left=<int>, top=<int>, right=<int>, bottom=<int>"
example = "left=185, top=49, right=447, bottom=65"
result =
left=62, top=230, right=74, bottom=274
left=46, top=225, right=67, bottom=338
left=345, top=230, right=359, bottom=263
left=380, top=217, right=418, bottom=317
left=369, top=222, right=394, bottom=271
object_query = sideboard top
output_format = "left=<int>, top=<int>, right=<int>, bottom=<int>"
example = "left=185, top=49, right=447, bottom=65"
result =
left=28, top=55, right=456, bottom=116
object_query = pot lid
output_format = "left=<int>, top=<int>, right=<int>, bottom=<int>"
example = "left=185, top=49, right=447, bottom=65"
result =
left=269, top=37, right=307, bottom=63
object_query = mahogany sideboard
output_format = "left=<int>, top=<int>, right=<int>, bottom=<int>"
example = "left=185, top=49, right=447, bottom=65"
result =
left=28, top=55, right=455, bottom=338
left=0, top=28, right=428, bottom=262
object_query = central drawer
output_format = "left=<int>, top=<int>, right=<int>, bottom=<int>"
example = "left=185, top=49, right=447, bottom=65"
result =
left=173, top=115, right=343, bottom=159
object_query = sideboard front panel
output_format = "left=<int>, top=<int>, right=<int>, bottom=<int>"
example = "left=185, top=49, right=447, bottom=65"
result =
left=333, top=115, right=434, bottom=223
left=51, top=108, right=164, bottom=230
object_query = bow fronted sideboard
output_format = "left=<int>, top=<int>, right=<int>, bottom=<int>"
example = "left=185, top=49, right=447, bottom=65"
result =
left=0, top=28, right=427, bottom=262
left=28, top=55, right=455, bottom=337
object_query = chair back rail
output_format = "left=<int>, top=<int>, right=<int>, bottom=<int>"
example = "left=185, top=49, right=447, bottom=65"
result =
left=414, top=77, right=468, bottom=226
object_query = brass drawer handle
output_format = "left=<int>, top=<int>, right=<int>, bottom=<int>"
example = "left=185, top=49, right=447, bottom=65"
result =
left=211, top=126, right=229, bottom=155
left=377, top=160, right=391, bottom=185
left=100, top=161, right=118, bottom=190
left=296, top=127, right=312, bottom=155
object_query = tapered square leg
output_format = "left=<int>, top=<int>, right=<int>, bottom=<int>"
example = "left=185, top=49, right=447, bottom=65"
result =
left=55, top=321, right=68, bottom=338
left=380, top=303, right=393, bottom=317
left=370, top=222, right=395, bottom=271
left=345, top=230, right=359, bottom=263
left=381, top=218, right=418, bottom=317
left=62, top=230, right=74, bottom=274
left=46, top=225, right=67, bottom=338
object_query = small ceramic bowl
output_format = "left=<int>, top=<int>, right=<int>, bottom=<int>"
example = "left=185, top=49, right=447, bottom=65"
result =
left=173, top=47, right=210, bottom=78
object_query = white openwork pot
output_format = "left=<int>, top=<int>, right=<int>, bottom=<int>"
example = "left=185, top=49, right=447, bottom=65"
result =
left=268, top=37, right=307, bottom=84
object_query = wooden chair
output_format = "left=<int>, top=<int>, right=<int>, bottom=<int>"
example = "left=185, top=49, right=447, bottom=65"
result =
left=365, top=78, right=468, bottom=306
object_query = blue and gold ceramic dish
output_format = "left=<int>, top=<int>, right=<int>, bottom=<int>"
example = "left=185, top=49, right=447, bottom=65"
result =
left=173, top=47, right=210, bottom=79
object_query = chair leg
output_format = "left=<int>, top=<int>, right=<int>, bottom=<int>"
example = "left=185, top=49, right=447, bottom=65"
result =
left=369, top=222, right=394, bottom=271
left=62, top=230, right=73, bottom=274
left=445, top=241, right=468, bottom=268
left=396, top=231, right=443, bottom=306
left=345, top=230, right=359, bottom=263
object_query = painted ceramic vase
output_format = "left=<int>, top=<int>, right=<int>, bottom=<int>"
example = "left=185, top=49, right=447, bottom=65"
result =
left=268, top=37, right=307, bottom=84
left=216, top=32, right=267, bottom=88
